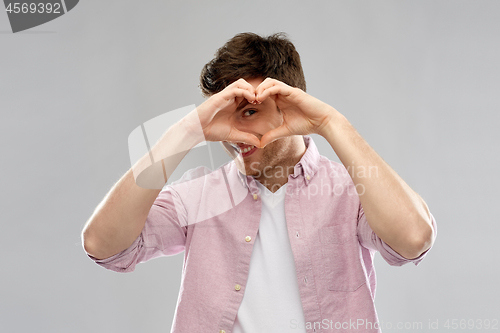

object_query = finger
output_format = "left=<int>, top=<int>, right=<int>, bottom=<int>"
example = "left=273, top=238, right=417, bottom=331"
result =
left=256, top=84, right=292, bottom=103
left=254, top=77, right=276, bottom=97
left=218, top=86, right=256, bottom=108
left=229, top=79, right=258, bottom=101
left=232, top=78, right=257, bottom=99
left=255, top=77, right=278, bottom=92
left=232, top=88, right=257, bottom=105
left=231, top=77, right=254, bottom=89
left=227, top=129, right=261, bottom=148
left=260, top=125, right=291, bottom=148
left=255, top=77, right=290, bottom=93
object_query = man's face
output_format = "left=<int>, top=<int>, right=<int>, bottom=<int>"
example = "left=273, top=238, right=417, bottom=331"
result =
left=221, top=77, right=297, bottom=178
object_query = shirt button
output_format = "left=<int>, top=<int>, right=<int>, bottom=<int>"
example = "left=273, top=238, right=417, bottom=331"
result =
left=245, top=236, right=252, bottom=242
left=234, top=284, right=241, bottom=291
left=253, top=193, right=258, bottom=200
left=306, top=174, right=311, bottom=180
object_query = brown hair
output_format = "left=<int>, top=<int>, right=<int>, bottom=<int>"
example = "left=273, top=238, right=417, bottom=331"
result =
left=199, top=32, right=306, bottom=98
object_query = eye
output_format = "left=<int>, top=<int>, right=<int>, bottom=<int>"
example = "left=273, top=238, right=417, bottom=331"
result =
left=243, top=109, right=257, bottom=117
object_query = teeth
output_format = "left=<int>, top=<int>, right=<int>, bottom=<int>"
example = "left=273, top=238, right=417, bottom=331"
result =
left=242, top=145, right=255, bottom=153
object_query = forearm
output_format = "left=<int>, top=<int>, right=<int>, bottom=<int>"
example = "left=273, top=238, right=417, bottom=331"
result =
left=82, top=168, right=161, bottom=260
left=321, top=108, right=434, bottom=259
left=82, top=116, right=202, bottom=260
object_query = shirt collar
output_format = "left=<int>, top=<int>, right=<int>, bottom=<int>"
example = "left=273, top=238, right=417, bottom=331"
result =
left=292, top=135, right=320, bottom=185
left=235, top=135, right=320, bottom=188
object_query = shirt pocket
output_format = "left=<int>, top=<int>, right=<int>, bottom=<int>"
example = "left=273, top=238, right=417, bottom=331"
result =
left=319, top=223, right=367, bottom=292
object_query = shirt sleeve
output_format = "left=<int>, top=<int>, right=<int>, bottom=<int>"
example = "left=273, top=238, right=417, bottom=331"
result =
left=356, top=201, right=437, bottom=266
left=86, top=186, right=188, bottom=273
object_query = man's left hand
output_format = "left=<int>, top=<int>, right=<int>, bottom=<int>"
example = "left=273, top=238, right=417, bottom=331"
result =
left=254, top=77, right=336, bottom=147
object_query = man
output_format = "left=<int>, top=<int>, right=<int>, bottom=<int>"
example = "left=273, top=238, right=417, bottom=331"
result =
left=82, top=32, right=436, bottom=333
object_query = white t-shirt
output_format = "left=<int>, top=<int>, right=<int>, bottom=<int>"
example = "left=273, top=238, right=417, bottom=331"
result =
left=232, top=181, right=307, bottom=333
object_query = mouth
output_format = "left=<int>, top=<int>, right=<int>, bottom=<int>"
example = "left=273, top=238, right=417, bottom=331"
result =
left=230, top=143, right=258, bottom=158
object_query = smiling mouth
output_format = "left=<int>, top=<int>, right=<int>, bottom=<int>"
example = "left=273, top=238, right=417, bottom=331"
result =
left=230, top=143, right=258, bottom=157
left=229, top=143, right=241, bottom=153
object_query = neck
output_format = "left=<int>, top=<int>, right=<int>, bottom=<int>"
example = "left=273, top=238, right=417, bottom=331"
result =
left=255, top=135, right=307, bottom=193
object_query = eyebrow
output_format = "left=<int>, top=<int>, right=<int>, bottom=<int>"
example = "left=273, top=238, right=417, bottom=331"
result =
left=236, top=99, right=251, bottom=112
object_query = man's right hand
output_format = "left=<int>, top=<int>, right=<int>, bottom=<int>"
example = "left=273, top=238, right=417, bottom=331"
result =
left=187, top=78, right=261, bottom=147
left=81, top=79, right=262, bottom=260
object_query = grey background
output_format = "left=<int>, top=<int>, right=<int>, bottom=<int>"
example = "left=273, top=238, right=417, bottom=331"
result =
left=1, top=0, right=499, bottom=332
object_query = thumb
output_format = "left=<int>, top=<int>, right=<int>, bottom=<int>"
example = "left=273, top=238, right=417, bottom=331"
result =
left=260, top=125, right=290, bottom=148
left=228, top=129, right=261, bottom=148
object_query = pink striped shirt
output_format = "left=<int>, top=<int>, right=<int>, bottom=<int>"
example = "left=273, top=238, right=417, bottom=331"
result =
left=87, top=136, right=436, bottom=333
